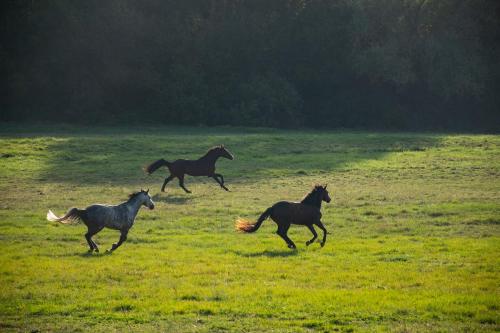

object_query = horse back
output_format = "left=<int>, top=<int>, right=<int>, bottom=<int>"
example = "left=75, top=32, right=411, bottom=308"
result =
left=271, top=201, right=321, bottom=225
left=83, top=204, right=130, bottom=230
left=173, top=159, right=214, bottom=176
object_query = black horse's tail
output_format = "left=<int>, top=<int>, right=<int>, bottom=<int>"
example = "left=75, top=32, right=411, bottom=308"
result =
left=235, top=207, right=273, bottom=233
left=46, top=208, right=82, bottom=224
left=144, top=159, right=170, bottom=174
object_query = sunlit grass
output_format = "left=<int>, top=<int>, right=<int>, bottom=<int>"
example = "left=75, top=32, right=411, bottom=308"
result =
left=0, top=125, right=499, bottom=332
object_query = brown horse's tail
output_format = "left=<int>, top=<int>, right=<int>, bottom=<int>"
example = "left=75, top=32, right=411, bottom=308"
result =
left=46, top=208, right=82, bottom=224
left=235, top=207, right=273, bottom=233
left=144, top=159, right=170, bottom=174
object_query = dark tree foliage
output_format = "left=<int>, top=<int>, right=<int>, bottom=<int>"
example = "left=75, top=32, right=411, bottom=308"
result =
left=1, top=0, right=499, bottom=130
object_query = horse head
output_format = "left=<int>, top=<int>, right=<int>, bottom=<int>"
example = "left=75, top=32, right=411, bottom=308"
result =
left=140, top=189, right=155, bottom=209
left=320, top=184, right=331, bottom=203
left=217, top=145, right=234, bottom=160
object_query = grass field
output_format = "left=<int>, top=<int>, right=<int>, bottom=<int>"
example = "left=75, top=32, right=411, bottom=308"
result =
left=0, top=125, right=499, bottom=332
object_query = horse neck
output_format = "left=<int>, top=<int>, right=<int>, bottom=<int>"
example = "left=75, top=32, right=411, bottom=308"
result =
left=301, top=191, right=322, bottom=209
left=125, top=196, right=144, bottom=216
left=200, top=150, right=219, bottom=163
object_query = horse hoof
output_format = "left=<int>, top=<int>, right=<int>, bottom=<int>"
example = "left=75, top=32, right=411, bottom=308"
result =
left=320, top=242, right=325, bottom=247
left=94, top=249, right=99, bottom=253
left=306, top=241, right=312, bottom=246
left=288, top=244, right=296, bottom=249
left=87, top=249, right=93, bottom=253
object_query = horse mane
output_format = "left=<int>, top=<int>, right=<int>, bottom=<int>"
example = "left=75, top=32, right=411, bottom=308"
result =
left=202, top=145, right=223, bottom=157
left=128, top=191, right=143, bottom=201
left=207, top=145, right=222, bottom=153
left=301, top=185, right=324, bottom=205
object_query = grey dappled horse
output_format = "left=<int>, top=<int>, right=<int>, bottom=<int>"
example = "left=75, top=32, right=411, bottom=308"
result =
left=47, top=189, right=155, bottom=253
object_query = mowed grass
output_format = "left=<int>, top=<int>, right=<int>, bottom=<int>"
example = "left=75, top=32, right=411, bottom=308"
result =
left=0, top=125, right=499, bottom=332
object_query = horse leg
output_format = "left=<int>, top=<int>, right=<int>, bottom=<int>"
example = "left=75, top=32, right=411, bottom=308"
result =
left=85, top=225, right=104, bottom=253
left=212, top=175, right=229, bottom=191
left=161, top=175, right=175, bottom=192
left=84, top=232, right=95, bottom=253
left=214, top=173, right=229, bottom=191
left=109, top=230, right=128, bottom=252
left=277, top=223, right=296, bottom=249
left=215, top=173, right=224, bottom=183
left=305, top=224, right=318, bottom=246
left=178, top=175, right=191, bottom=193
left=314, top=221, right=328, bottom=247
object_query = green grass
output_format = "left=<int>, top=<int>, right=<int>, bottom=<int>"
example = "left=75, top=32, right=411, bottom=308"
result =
left=0, top=125, right=499, bottom=332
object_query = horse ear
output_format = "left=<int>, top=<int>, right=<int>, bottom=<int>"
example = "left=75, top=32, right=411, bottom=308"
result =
left=324, top=184, right=327, bottom=189
left=146, top=189, right=149, bottom=193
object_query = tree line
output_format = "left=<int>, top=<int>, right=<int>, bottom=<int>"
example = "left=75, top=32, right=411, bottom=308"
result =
left=1, top=0, right=499, bottom=130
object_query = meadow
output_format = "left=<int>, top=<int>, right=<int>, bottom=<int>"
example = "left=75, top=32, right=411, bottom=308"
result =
left=0, top=125, right=498, bottom=332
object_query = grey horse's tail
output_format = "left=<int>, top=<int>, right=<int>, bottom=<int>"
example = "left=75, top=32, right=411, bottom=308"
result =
left=47, top=208, right=82, bottom=224
left=235, top=207, right=273, bottom=233
left=144, top=159, right=171, bottom=174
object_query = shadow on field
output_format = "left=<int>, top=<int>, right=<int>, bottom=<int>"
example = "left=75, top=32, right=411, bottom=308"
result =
left=152, top=194, right=192, bottom=205
left=231, top=249, right=298, bottom=257
left=74, top=252, right=109, bottom=258
left=32, top=128, right=442, bottom=185
left=75, top=249, right=125, bottom=258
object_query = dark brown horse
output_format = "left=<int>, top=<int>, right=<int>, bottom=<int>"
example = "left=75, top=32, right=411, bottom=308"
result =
left=144, top=145, right=234, bottom=193
left=236, top=185, right=331, bottom=249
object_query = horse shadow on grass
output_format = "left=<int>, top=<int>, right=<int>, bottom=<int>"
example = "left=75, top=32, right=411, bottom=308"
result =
left=152, top=194, right=192, bottom=205
left=52, top=251, right=111, bottom=258
left=77, top=251, right=111, bottom=258
left=230, top=249, right=298, bottom=258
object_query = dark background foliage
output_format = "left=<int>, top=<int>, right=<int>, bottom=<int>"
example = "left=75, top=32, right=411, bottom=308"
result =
left=1, top=0, right=499, bottom=130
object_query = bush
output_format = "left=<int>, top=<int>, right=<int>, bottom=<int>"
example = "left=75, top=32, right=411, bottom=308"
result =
left=231, top=74, right=303, bottom=127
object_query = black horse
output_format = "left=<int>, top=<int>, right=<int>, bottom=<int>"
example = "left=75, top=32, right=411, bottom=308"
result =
left=144, top=145, right=234, bottom=193
left=236, top=185, right=331, bottom=249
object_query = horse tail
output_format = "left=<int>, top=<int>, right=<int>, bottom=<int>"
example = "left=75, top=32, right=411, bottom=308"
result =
left=144, top=159, right=170, bottom=174
left=46, top=208, right=82, bottom=224
left=235, top=207, right=273, bottom=233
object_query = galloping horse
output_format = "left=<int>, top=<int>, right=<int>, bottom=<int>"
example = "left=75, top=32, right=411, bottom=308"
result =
left=236, top=185, right=331, bottom=249
left=47, top=189, right=155, bottom=253
left=144, top=145, right=234, bottom=193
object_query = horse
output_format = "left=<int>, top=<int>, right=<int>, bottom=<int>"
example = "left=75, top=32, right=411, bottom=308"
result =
left=144, top=145, right=234, bottom=193
left=46, top=189, right=155, bottom=253
left=235, top=185, right=331, bottom=249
